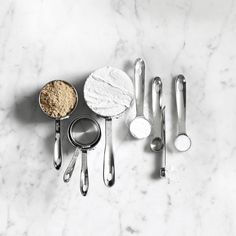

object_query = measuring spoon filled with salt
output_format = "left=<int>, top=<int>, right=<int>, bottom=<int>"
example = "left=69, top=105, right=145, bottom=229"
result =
left=174, top=75, right=191, bottom=152
left=129, top=58, right=151, bottom=139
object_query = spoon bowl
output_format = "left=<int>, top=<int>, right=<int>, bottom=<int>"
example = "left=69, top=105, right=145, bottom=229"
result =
left=174, top=133, right=191, bottom=152
left=129, top=116, right=151, bottom=139
left=150, top=137, right=164, bottom=152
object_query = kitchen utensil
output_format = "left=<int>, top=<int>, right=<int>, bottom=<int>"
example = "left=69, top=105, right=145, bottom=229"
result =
left=129, top=58, right=151, bottom=139
left=65, top=117, right=101, bottom=196
left=160, top=106, right=166, bottom=178
left=39, top=80, right=78, bottom=170
left=84, top=66, right=134, bottom=187
left=174, top=75, right=191, bottom=152
left=150, top=77, right=163, bottom=152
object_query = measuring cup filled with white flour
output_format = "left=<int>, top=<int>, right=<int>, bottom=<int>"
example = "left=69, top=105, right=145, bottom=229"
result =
left=84, top=66, right=134, bottom=187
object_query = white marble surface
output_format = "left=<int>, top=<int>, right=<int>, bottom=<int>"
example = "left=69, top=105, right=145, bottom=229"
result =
left=0, top=0, right=236, bottom=235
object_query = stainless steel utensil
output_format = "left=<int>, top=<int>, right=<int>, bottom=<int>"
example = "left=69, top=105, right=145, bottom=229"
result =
left=64, top=117, right=101, bottom=196
left=174, top=75, right=191, bottom=152
left=160, top=106, right=166, bottom=178
left=39, top=80, right=78, bottom=170
left=84, top=67, right=134, bottom=187
left=129, top=58, right=151, bottom=139
left=150, top=77, right=163, bottom=152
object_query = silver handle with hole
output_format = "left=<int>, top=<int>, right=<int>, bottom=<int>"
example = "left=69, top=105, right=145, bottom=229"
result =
left=80, top=150, right=89, bottom=196
left=152, top=77, right=162, bottom=139
left=134, top=58, right=145, bottom=116
left=175, top=75, right=186, bottom=134
left=54, top=119, right=62, bottom=170
left=103, top=118, right=115, bottom=187
left=63, top=148, right=80, bottom=183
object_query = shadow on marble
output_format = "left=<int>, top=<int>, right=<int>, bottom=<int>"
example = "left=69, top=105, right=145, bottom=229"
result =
left=14, top=88, right=49, bottom=124
left=123, top=60, right=133, bottom=79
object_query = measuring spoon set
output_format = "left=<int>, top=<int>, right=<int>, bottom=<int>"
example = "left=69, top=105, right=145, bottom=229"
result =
left=39, top=59, right=191, bottom=196
left=129, top=58, right=191, bottom=179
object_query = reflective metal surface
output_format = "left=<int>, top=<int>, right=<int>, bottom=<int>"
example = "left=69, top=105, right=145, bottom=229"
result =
left=174, top=75, right=191, bottom=152
left=150, top=77, right=164, bottom=152
left=64, top=117, right=101, bottom=196
left=160, top=106, right=166, bottom=178
left=69, top=117, right=101, bottom=148
left=84, top=68, right=134, bottom=188
left=129, top=58, right=151, bottom=139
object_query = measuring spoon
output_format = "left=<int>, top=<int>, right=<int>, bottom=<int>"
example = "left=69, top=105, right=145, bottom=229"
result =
left=129, top=58, right=151, bottom=139
left=174, top=75, right=191, bottom=152
left=150, top=77, right=164, bottom=152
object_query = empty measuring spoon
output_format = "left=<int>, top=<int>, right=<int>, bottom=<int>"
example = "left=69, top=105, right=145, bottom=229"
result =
left=39, top=80, right=78, bottom=170
left=150, top=77, right=164, bottom=152
left=160, top=106, right=166, bottom=178
left=174, top=75, right=191, bottom=152
left=65, top=117, right=101, bottom=196
left=129, top=58, right=151, bottom=139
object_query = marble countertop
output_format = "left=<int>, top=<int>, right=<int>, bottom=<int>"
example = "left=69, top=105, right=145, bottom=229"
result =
left=0, top=0, right=236, bottom=235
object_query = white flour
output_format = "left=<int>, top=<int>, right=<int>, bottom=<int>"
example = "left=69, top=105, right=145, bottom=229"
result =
left=84, top=66, right=134, bottom=117
left=129, top=117, right=151, bottom=139
left=174, top=134, right=191, bottom=151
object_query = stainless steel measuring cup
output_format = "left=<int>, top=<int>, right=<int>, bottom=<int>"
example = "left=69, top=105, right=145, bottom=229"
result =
left=39, top=80, right=78, bottom=170
left=84, top=66, right=134, bottom=187
left=64, top=117, right=101, bottom=196
left=174, top=75, right=191, bottom=152
left=150, top=77, right=164, bottom=152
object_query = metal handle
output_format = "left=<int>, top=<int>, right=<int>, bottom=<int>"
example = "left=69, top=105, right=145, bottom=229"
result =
left=152, top=77, right=162, bottom=138
left=134, top=58, right=145, bottom=116
left=63, top=148, right=80, bottom=183
left=54, top=119, right=62, bottom=170
left=175, top=75, right=186, bottom=134
left=160, top=106, right=166, bottom=178
left=103, top=118, right=115, bottom=187
left=80, top=150, right=89, bottom=196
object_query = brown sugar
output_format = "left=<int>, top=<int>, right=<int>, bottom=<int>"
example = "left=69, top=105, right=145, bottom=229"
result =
left=40, top=81, right=77, bottom=118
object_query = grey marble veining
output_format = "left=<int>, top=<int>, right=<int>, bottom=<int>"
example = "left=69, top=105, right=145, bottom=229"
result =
left=0, top=0, right=236, bottom=235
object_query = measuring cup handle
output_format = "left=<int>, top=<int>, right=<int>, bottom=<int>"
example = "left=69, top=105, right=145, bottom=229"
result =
left=54, top=119, right=62, bottom=170
left=103, top=118, right=115, bottom=187
left=63, top=148, right=80, bottom=183
left=134, top=58, right=145, bottom=116
left=80, top=150, right=89, bottom=196
left=175, top=75, right=187, bottom=134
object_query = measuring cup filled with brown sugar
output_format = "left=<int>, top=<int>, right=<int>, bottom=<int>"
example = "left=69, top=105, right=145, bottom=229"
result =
left=39, top=80, right=78, bottom=170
